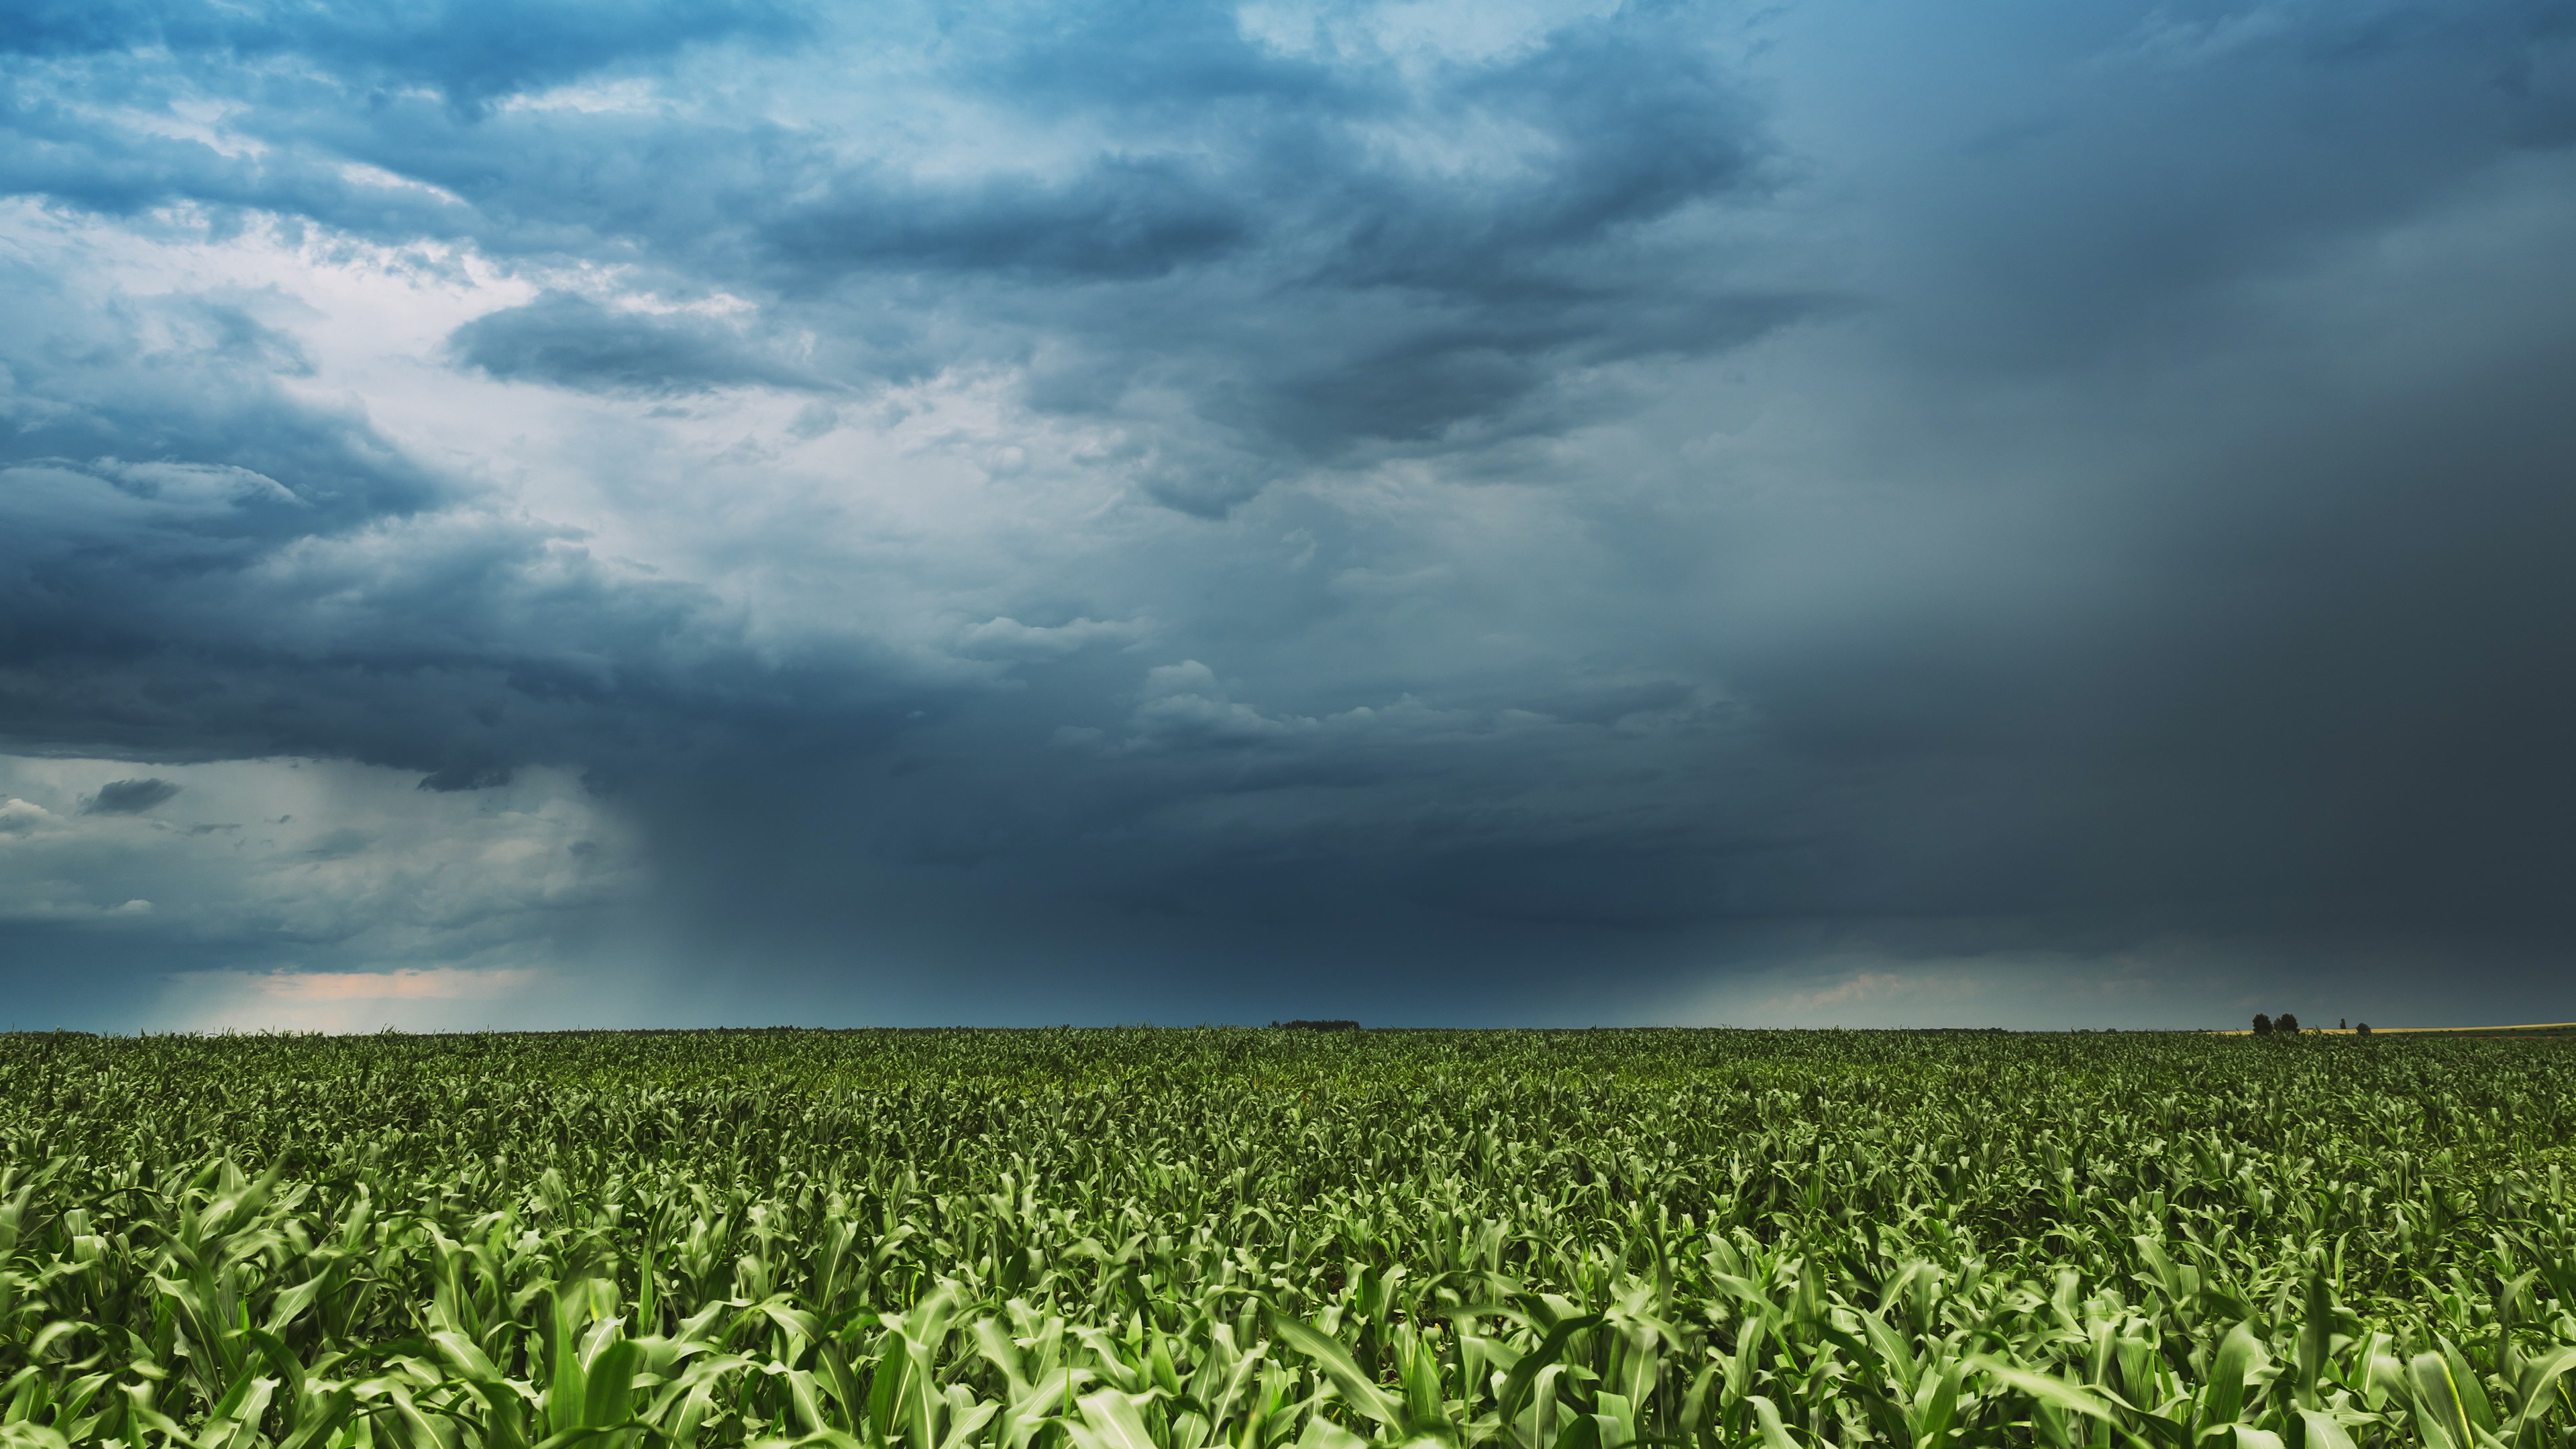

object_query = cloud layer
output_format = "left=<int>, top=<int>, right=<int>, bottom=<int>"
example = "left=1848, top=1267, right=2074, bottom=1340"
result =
left=2, top=0, right=2573, bottom=1028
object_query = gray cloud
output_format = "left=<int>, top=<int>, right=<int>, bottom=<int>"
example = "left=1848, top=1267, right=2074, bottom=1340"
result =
left=763, top=158, right=1254, bottom=282
left=2, top=0, right=1805, bottom=500
left=447, top=291, right=825, bottom=395
left=1, top=0, right=2573, bottom=1028
left=1, top=0, right=808, bottom=112
left=82, top=777, right=181, bottom=814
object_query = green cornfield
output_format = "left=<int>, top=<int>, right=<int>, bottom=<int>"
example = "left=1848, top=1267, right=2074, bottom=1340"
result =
left=4, top=1028, right=2575, bottom=1449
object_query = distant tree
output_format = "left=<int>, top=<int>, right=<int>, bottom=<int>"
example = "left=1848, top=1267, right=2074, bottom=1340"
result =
left=2253, top=1014, right=2273, bottom=1035
left=2277, top=1012, right=2300, bottom=1034
left=2357, top=1022, right=2371, bottom=1037
left=2340, top=1018, right=2348, bottom=1030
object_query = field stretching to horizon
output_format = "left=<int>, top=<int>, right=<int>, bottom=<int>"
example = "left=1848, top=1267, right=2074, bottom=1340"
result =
left=4, top=1030, right=2575, bottom=1448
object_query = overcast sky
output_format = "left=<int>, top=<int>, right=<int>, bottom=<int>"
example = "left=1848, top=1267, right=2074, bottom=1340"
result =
left=3, top=0, right=2571, bottom=1031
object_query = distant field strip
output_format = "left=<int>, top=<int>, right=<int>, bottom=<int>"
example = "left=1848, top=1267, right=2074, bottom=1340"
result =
left=2216, top=1023, right=2576, bottom=1036
left=3, top=1028, right=2575, bottom=1447
left=2359, top=1023, right=2576, bottom=1036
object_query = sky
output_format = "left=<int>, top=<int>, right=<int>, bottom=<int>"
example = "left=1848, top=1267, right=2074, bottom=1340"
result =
left=2, top=0, right=2572, bottom=1032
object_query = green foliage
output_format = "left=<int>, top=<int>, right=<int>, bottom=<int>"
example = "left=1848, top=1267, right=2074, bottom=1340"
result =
left=1, top=1027, right=2573, bottom=1448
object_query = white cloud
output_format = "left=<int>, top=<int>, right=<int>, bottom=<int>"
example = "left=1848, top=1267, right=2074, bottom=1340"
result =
left=0, top=798, right=60, bottom=836
left=1142, top=660, right=1224, bottom=699
left=957, top=614, right=1150, bottom=659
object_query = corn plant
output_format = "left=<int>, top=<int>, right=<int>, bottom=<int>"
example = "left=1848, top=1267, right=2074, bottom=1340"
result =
left=3, top=1028, right=2574, bottom=1448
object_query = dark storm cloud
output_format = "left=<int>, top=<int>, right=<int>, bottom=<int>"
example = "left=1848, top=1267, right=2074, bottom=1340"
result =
left=1856, top=0, right=2576, bottom=370
left=82, top=778, right=181, bottom=814
left=0, top=447, right=914, bottom=790
left=763, top=158, right=1254, bottom=281
left=447, top=292, right=825, bottom=395
left=1, top=0, right=1794, bottom=496
left=761, top=3, right=1760, bottom=292
left=0, top=259, right=920, bottom=792
left=3, top=0, right=2575, bottom=1028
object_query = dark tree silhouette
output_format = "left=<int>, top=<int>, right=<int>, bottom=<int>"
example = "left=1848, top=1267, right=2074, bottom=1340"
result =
left=2277, top=1012, right=2300, bottom=1034
left=2253, top=1014, right=2273, bottom=1035
left=2357, top=1022, right=2372, bottom=1037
